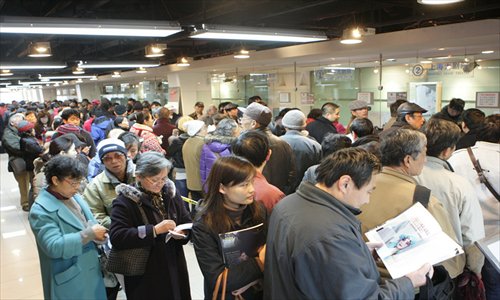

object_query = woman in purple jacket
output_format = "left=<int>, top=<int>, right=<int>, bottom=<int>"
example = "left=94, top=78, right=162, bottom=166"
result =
left=200, top=118, right=239, bottom=188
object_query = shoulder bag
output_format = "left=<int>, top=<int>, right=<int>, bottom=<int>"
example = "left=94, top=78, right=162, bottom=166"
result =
left=466, top=147, right=500, bottom=202
left=8, top=156, right=26, bottom=173
left=105, top=197, right=151, bottom=276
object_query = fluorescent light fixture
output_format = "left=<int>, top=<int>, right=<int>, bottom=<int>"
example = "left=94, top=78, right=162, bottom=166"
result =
left=191, top=24, right=327, bottom=43
left=176, top=57, right=191, bottom=67
left=0, top=62, right=66, bottom=69
left=75, top=78, right=83, bottom=83
left=28, top=42, right=52, bottom=57
left=39, top=75, right=94, bottom=80
left=417, top=0, right=464, bottom=4
left=145, top=43, right=166, bottom=57
left=79, top=61, right=160, bottom=68
left=420, top=60, right=433, bottom=64
left=19, top=80, right=62, bottom=85
left=482, top=50, right=494, bottom=54
left=111, top=71, right=121, bottom=78
left=90, top=75, right=98, bottom=81
left=234, top=49, right=250, bottom=59
left=0, top=69, right=13, bottom=76
left=323, top=66, right=355, bottom=70
left=136, top=67, right=147, bottom=74
left=0, top=16, right=182, bottom=37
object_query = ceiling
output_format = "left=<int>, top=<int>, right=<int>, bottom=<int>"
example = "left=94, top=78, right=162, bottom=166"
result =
left=0, top=0, right=499, bottom=81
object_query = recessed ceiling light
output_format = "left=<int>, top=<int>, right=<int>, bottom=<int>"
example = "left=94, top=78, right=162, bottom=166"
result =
left=481, top=50, right=494, bottom=54
left=420, top=60, right=432, bottom=64
left=437, top=48, right=446, bottom=51
left=234, top=49, right=250, bottom=59
left=111, top=71, right=121, bottom=78
left=136, top=67, right=147, bottom=74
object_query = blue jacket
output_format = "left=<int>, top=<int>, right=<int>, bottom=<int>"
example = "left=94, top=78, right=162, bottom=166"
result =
left=29, top=189, right=106, bottom=300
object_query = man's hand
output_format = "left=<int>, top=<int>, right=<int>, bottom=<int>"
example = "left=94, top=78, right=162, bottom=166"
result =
left=366, top=241, right=383, bottom=261
left=405, top=263, right=434, bottom=288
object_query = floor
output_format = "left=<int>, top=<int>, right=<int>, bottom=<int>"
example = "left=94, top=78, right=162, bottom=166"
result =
left=0, top=153, right=205, bottom=300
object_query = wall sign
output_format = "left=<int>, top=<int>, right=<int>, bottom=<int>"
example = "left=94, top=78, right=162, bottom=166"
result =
left=357, top=92, right=374, bottom=104
left=476, top=92, right=500, bottom=108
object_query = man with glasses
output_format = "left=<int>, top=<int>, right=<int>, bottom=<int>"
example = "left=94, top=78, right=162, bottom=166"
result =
left=380, top=102, right=427, bottom=139
left=83, top=138, right=135, bottom=299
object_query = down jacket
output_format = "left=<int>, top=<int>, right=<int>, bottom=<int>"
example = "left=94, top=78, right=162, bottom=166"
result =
left=199, top=135, right=234, bottom=186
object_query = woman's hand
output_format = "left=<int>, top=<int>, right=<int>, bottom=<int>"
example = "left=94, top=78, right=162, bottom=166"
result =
left=92, top=224, right=107, bottom=241
left=154, top=219, right=176, bottom=235
left=256, top=244, right=266, bottom=271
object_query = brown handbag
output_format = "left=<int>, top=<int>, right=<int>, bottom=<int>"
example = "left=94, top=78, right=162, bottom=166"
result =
left=212, top=268, right=228, bottom=300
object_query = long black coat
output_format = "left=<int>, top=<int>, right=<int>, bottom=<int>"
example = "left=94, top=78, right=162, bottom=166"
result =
left=110, top=181, right=192, bottom=300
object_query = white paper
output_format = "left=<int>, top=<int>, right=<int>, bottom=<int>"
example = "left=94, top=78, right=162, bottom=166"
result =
left=366, top=203, right=463, bottom=279
left=165, top=223, right=193, bottom=243
left=487, top=240, right=500, bottom=262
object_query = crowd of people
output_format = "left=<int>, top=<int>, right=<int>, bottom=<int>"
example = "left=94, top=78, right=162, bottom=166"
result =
left=0, top=95, right=498, bottom=300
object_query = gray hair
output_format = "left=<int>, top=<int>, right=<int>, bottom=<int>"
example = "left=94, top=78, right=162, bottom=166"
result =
left=380, top=129, right=426, bottom=166
left=213, top=118, right=238, bottom=137
left=9, top=113, right=25, bottom=127
left=135, top=152, right=172, bottom=177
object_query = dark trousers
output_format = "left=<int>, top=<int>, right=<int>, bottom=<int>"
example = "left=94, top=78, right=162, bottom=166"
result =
left=482, top=258, right=500, bottom=300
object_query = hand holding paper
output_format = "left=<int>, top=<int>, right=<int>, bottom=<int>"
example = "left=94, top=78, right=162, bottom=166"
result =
left=165, top=223, right=193, bottom=243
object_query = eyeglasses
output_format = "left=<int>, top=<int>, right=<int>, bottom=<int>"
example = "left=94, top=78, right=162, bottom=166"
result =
left=63, top=178, right=82, bottom=188
left=102, top=152, right=125, bottom=163
left=145, top=176, right=169, bottom=186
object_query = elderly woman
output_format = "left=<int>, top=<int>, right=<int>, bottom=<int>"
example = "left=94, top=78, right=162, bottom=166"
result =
left=109, top=152, right=192, bottom=300
left=29, top=155, right=107, bottom=299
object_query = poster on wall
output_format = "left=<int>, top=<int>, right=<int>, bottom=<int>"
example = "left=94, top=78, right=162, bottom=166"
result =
left=476, top=92, right=500, bottom=108
left=357, top=92, right=374, bottom=104
left=387, top=92, right=408, bottom=106
left=409, top=82, right=442, bottom=116
left=169, top=87, right=180, bottom=102
left=300, top=92, right=314, bottom=105
left=279, top=92, right=290, bottom=103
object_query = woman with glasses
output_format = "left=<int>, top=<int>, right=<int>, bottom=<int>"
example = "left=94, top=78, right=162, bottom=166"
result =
left=29, top=155, right=107, bottom=300
left=109, top=151, right=192, bottom=300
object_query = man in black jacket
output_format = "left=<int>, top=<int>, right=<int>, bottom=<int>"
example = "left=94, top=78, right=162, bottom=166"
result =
left=241, top=102, right=296, bottom=195
left=305, top=102, right=338, bottom=144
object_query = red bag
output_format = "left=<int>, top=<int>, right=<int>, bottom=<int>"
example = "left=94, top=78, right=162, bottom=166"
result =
left=456, top=269, right=486, bottom=300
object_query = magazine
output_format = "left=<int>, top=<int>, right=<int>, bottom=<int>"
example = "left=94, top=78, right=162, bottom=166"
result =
left=365, top=202, right=463, bottom=279
left=218, top=223, right=265, bottom=267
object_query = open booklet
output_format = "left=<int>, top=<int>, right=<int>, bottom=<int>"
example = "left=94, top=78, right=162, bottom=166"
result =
left=218, top=223, right=265, bottom=267
left=165, top=222, right=193, bottom=243
left=365, top=202, right=463, bottom=279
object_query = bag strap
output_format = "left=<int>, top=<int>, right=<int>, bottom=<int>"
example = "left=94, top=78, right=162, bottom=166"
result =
left=413, top=185, right=431, bottom=208
left=466, top=147, right=500, bottom=202
left=124, top=195, right=149, bottom=225
left=212, top=268, right=228, bottom=300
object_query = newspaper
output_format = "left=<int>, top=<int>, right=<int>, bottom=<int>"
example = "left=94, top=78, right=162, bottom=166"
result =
left=365, top=202, right=463, bottom=279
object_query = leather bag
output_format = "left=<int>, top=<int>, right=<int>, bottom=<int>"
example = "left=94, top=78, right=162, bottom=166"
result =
left=105, top=197, right=151, bottom=276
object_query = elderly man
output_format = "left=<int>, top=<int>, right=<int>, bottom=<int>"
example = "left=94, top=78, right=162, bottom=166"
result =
left=380, top=102, right=427, bottom=139
left=415, top=118, right=485, bottom=278
left=280, top=109, right=322, bottom=191
left=153, top=107, right=176, bottom=154
left=83, top=138, right=135, bottom=229
left=358, top=128, right=464, bottom=280
left=241, top=102, right=296, bottom=195
left=2, top=113, right=31, bottom=211
left=264, top=148, right=432, bottom=299
left=305, top=102, right=339, bottom=144
left=346, top=99, right=371, bottom=132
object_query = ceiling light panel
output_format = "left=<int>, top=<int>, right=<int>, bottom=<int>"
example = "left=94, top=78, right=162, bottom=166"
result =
left=0, top=16, right=182, bottom=37
left=191, top=24, right=327, bottom=42
left=0, top=63, right=66, bottom=69
left=79, top=61, right=160, bottom=68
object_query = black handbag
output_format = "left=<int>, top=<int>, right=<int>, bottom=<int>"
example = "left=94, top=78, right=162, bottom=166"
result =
left=416, top=265, right=455, bottom=300
left=106, top=197, right=151, bottom=276
left=8, top=157, right=26, bottom=173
